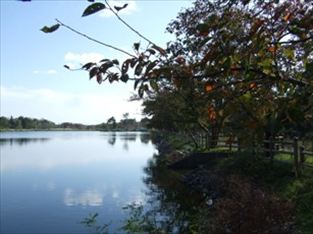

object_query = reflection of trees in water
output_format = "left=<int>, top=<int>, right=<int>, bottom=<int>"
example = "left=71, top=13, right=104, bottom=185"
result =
left=0, top=138, right=50, bottom=146
left=140, top=133, right=150, bottom=144
left=119, top=133, right=137, bottom=142
left=81, top=153, right=205, bottom=233
left=107, top=133, right=116, bottom=146
left=122, top=154, right=206, bottom=233
left=120, top=133, right=137, bottom=151
left=105, top=132, right=151, bottom=151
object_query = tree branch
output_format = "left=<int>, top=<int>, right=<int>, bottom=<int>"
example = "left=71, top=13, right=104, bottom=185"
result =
left=56, top=19, right=136, bottom=58
left=105, top=0, right=157, bottom=47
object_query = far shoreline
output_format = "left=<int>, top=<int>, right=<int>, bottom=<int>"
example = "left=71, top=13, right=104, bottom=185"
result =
left=0, top=128, right=148, bottom=132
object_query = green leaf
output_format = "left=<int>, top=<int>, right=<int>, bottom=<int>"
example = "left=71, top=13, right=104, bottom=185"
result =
left=149, top=80, right=159, bottom=91
left=259, top=58, right=272, bottom=69
left=122, top=59, right=131, bottom=74
left=41, top=24, right=60, bottom=33
left=283, top=48, right=294, bottom=60
left=130, top=58, right=138, bottom=68
left=100, top=61, right=114, bottom=73
left=96, top=73, right=102, bottom=84
left=100, top=59, right=110, bottom=63
left=112, top=59, right=119, bottom=65
left=135, top=63, right=143, bottom=76
left=82, top=62, right=96, bottom=70
left=89, top=67, right=99, bottom=79
left=82, top=3, right=106, bottom=17
left=146, top=49, right=156, bottom=55
left=133, top=42, right=140, bottom=51
left=138, top=85, right=144, bottom=98
left=223, top=57, right=231, bottom=70
left=108, top=73, right=119, bottom=83
left=120, top=74, right=129, bottom=83
left=145, top=61, right=158, bottom=75
left=114, top=3, right=128, bottom=12
left=196, top=23, right=209, bottom=34
left=263, top=68, right=272, bottom=75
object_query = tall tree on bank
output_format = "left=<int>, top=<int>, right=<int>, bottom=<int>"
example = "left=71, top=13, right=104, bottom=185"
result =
left=164, top=0, right=313, bottom=143
left=39, top=0, right=313, bottom=143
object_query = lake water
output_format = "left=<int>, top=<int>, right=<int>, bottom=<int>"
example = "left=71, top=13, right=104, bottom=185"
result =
left=0, top=131, right=156, bottom=233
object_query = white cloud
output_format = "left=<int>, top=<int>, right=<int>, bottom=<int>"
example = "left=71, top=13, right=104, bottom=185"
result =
left=0, top=86, right=143, bottom=124
left=47, top=69, right=57, bottom=74
left=112, top=190, right=119, bottom=199
left=99, top=0, right=138, bottom=17
left=64, top=52, right=105, bottom=68
left=64, top=188, right=103, bottom=206
left=32, top=69, right=57, bottom=75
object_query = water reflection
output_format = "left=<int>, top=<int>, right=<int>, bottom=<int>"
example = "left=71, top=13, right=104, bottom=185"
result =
left=120, top=133, right=137, bottom=141
left=103, top=132, right=151, bottom=149
left=0, top=132, right=154, bottom=172
left=1, top=131, right=156, bottom=234
left=120, top=133, right=137, bottom=151
left=132, top=154, right=204, bottom=233
left=140, top=133, right=151, bottom=144
left=0, top=138, right=50, bottom=146
left=81, top=152, right=205, bottom=233
left=64, top=188, right=103, bottom=207
left=107, top=132, right=116, bottom=146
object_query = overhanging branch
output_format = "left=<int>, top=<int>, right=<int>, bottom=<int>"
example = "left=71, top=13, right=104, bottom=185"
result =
left=56, top=19, right=136, bottom=58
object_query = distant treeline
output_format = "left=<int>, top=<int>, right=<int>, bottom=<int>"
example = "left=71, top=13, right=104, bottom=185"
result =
left=0, top=116, right=149, bottom=131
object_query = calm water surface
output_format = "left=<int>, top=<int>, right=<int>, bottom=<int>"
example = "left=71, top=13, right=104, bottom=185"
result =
left=0, top=131, right=156, bottom=233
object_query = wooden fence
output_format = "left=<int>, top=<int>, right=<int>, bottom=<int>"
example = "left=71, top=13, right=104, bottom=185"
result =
left=195, top=133, right=313, bottom=177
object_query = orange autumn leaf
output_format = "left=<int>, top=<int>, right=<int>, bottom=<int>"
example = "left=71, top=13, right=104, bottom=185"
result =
left=208, top=106, right=216, bottom=122
left=283, top=12, right=292, bottom=22
left=205, top=83, right=214, bottom=92
left=249, top=82, right=257, bottom=89
left=268, top=46, right=277, bottom=53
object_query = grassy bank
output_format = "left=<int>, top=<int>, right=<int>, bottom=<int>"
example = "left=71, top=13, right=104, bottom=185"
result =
left=206, top=152, right=313, bottom=234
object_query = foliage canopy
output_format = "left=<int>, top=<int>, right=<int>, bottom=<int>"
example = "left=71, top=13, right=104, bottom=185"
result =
left=39, top=0, right=312, bottom=141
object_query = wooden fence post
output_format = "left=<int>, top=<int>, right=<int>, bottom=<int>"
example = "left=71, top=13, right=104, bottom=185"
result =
left=269, top=136, right=274, bottom=164
left=293, top=137, right=300, bottom=177
left=300, top=145, right=305, bottom=169
left=251, top=136, right=255, bottom=156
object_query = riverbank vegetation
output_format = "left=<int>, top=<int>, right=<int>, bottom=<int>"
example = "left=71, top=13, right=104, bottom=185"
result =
left=116, top=133, right=312, bottom=234
left=0, top=115, right=148, bottom=131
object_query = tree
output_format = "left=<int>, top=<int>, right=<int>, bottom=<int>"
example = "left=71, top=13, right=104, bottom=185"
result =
left=164, top=0, right=312, bottom=142
left=122, top=113, right=129, bottom=120
left=0, top=117, right=9, bottom=129
left=39, top=0, right=312, bottom=144
left=107, top=116, right=117, bottom=130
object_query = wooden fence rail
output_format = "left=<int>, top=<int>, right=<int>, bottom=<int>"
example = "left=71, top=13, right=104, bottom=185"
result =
left=195, top=133, right=313, bottom=177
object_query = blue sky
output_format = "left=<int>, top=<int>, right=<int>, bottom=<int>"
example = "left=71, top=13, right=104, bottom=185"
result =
left=0, top=0, right=192, bottom=124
